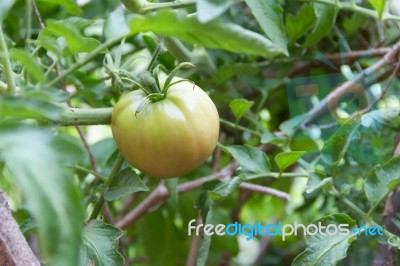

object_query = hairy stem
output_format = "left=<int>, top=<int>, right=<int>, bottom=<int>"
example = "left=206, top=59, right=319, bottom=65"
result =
left=0, top=21, right=17, bottom=94
left=45, top=35, right=129, bottom=88
left=89, top=154, right=124, bottom=220
left=329, top=186, right=397, bottom=239
left=53, top=107, right=113, bottom=126
left=306, top=0, right=400, bottom=21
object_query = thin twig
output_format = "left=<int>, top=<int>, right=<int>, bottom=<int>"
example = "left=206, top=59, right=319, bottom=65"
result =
left=239, top=183, right=291, bottom=201
left=186, top=214, right=203, bottom=266
left=32, top=0, right=44, bottom=28
left=116, top=163, right=238, bottom=228
left=301, top=40, right=400, bottom=128
left=361, top=58, right=400, bottom=114
left=116, top=162, right=292, bottom=228
left=32, top=0, right=99, bottom=174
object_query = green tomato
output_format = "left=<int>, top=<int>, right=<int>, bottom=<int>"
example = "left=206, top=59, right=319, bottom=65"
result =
left=111, top=80, right=219, bottom=179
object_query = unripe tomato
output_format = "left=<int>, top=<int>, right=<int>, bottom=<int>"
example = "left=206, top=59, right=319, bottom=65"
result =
left=111, top=80, right=219, bottom=179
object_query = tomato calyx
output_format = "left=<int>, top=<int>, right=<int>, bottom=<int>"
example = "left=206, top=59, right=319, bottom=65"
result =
left=128, top=62, right=195, bottom=116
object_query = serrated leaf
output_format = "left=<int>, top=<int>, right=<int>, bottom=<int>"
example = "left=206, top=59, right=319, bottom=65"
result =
left=10, top=49, right=45, bottom=82
left=364, top=156, right=400, bottom=207
left=37, top=0, right=81, bottom=15
left=129, top=10, right=281, bottom=57
left=104, top=167, right=149, bottom=201
left=0, top=125, right=84, bottom=265
left=303, top=3, right=338, bottom=47
left=321, top=121, right=360, bottom=166
left=197, top=0, right=234, bottom=23
left=229, top=98, right=254, bottom=123
left=0, top=0, right=15, bottom=20
left=0, top=95, right=64, bottom=121
left=361, top=108, right=400, bottom=129
left=79, top=220, right=124, bottom=266
left=207, top=176, right=244, bottom=201
left=43, top=20, right=102, bottom=54
left=275, top=151, right=305, bottom=173
left=221, top=145, right=270, bottom=174
left=286, top=4, right=316, bottom=42
left=292, top=214, right=358, bottom=266
left=244, top=0, right=288, bottom=55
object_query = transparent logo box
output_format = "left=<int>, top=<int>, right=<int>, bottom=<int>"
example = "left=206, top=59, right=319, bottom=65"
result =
left=286, top=72, right=383, bottom=164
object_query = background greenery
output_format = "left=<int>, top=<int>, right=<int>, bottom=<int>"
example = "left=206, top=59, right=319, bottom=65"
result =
left=1, top=0, right=400, bottom=265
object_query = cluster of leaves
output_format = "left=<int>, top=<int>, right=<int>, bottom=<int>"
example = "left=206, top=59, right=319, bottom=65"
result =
left=1, top=0, right=400, bottom=265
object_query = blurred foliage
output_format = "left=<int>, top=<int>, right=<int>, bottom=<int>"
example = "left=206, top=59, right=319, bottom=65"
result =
left=1, top=0, right=400, bottom=265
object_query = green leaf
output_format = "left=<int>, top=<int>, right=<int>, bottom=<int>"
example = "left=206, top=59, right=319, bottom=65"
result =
left=321, top=121, right=360, bottom=166
left=37, top=0, right=81, bottom=15
left=286, top=4, right=316, bottom=42
left=368, top=0, right=387, bottom=18
left=103, top=9, right=130, bottom=40
left=229, top=98, right=254, bottom=123
left=197, top=0, right=234, bottom=23
left=212, top=63, right=259, bottom=84
left=10, top=48, right=45, bottom=83
left=104, top=168, right=149, bottom=201
left=0, top=95, right=64, bottom=121
left=43, top=20, right=102, bottom=54
left=79, top=220, right=124, bottom=266
left=207, top=176, right=244, bottom=201
left=362, top=108, right=400, bottom=129
left=274, top=151, right=305, bottom=173
left=0, top=0, right=15, bottom=20
left=0, top=125, right=84, bottom=265
left=303, top=3, right=338, bottom=47
left=137, top=208, right=187, bottom=266
left=221, top=145, right=270, bottom=174
left=196, top=205, right=214, bottom=266
left=244, top=0, right=288, bottom=55
left=292, top=214, right=358, bottom=266
left=364, top=156, right=400, bottom=208
left=129, top=10, right=281, bottom=57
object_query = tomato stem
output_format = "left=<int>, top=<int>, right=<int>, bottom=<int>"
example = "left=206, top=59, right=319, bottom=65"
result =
left=0, top=20, right=17, bottom=94
left=147, top=35, right=165, bottom=72
left=89, top=153, right=124, bottom=220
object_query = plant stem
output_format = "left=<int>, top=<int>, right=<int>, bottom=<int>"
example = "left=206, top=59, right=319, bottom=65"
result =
left=147, top=35, right=165, bottom=71
left=219, top=118, right=261, bottom=137
left=329, top=186, right=397, bottom=239
left=89, top=154, right=124, bottom=220
left=25, top=0, right=32, bottom=47
left=164, top=37, right=191, bottom=62
left=247, top=172, right=310, bottom=179
left=0, top=21, right=17, bottom=94
left=141, top=0, right=196, bottom=13
left=45, top=35, right=129, bottom=88
left=54, top=107, right=113, bottom=126
left=306, top=0, right=400, bottom=21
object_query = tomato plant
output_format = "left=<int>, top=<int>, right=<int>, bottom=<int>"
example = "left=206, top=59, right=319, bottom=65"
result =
left=111, top=78, right=219, bottom=178
left=1, top=0, right=400, bottom=265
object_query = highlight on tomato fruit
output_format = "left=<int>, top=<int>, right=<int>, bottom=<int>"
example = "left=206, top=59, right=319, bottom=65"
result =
left=111, top=64, right=219, bottom=179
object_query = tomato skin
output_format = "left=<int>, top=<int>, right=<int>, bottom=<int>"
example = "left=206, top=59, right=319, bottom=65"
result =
left=111, top=81, right=219, bottom=179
